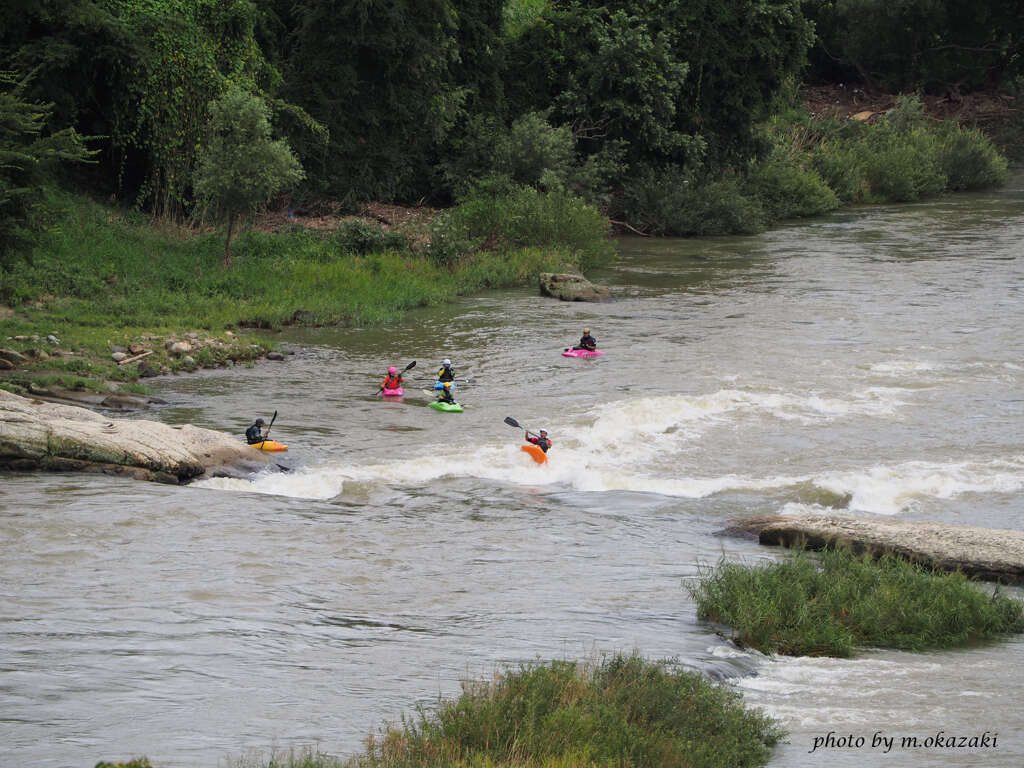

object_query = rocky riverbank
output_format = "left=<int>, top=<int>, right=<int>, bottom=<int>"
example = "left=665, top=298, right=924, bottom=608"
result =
left=0, top=388, right=274, bottom=484
left=725, top=514, right=1024, bottom=584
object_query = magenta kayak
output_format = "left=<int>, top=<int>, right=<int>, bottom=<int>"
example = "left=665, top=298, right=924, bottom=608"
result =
left=562, top=348, right=604, bottom=358
left=381, top=387, right=404, bottom=396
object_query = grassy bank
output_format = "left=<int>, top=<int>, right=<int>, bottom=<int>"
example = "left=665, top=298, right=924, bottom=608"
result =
left=690, top=547, right=1024, bottom=658
left=219, top=655, right=783, bottom=768
left=0, top=185, right=614, bottom=391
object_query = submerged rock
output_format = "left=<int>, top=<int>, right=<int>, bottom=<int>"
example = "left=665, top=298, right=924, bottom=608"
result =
left=725, top=513, right=1024, bottom=584
left=539, top=271, right=611, bottom=302
left=0, top=389, right=272, bottom=484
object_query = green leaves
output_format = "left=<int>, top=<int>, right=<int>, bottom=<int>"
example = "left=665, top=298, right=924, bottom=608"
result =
left=193, top=84, right=303, bottom=266
left=0, top=71, right=93, bottom=265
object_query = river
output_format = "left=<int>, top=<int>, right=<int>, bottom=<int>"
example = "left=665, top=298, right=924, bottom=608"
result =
left=2, top=175, right=1023, bottom=767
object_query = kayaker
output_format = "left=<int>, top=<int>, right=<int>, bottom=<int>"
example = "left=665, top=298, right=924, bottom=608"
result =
left=525, top=429, right=552, bottom=453
left=437, top=358, right=456, bottom=383
left=245, top=418, right=268, bottom=445
left=381, top=366, right=404, bottom=390
left=574, top=328, right=597, bottom=351
left=436, top=381, right=457, bottom=404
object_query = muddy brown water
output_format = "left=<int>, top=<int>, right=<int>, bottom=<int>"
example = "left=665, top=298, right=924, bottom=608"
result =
left=3, top=175, right=1023, bottom=767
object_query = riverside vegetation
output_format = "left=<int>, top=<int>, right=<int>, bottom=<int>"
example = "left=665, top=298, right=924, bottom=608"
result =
left=2, top=0, right=1018, bottom=391
left=690, top=547, right=1024, bottom=658
left=207, top=655, right=783, bottom=768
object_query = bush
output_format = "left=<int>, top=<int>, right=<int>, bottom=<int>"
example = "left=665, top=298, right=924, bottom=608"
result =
left=746, top=154, right=840, bottom=220
left=936, top=124, right=1009, bottom=191
left=426, top=181, right=615, bottom=270
left=690, top=547, right=1024, bottom=658
left=619, top=166, right=766, bottom=236
left=333, top=220, right=410, bottom=255
left=863, top=125, right=947, bottom=202
left=347, top=654, right=784, bottom=768
left=810, top=140, right=866, bottom=202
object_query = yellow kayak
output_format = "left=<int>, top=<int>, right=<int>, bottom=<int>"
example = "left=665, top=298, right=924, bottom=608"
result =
left=252, top=439, right=288, bottom=452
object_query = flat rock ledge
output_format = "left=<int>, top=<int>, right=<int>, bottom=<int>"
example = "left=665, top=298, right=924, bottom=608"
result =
left=724, top=514, right=1024, bottom=584
left=0, top=388, right=273, bottom=484
left=539, top=271, right=611, bottom=302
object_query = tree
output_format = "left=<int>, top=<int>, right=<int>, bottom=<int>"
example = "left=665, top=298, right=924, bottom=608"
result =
left=0, top=71, right=93, bottom=265
left=193, top=85, right=304, bottom=268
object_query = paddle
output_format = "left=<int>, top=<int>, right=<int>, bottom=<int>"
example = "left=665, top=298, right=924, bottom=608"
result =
left=504, top=416, right=537, bottom=438
left=377, top=360, right=416, bottom=395
left=257, top=409, right=277, bottom=449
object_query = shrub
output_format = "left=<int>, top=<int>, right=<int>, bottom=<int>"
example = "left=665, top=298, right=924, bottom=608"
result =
left=810, top=140, right=866, bottom=202
left=333, top=220, right=410, bottom=256
left=619, top=166, right=766, bottom=236
left=936, top=124, right=1009, bottom=191
left=862, top=125, right=947, bottom=202
left=347, top=654, right=784, bottom=768
left=690, top=547, right=1024, bottom=658
left=746, top=154, right=840, bottom=220
left=427, top=181, right=615, bottom=270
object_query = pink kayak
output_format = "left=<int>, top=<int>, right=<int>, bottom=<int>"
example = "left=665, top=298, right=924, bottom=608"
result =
left=381, top=387, right=404, bottom=397
left=562, top=348, right=604, bottom=358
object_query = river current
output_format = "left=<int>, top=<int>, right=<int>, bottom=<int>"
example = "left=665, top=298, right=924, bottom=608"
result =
left=3, top=176, right=1023, bottom=767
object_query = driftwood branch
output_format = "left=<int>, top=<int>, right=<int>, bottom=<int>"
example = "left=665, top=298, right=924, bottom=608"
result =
left=610, top=219, right=650, bottom=237
left=117, top=349, right=154, bottom=366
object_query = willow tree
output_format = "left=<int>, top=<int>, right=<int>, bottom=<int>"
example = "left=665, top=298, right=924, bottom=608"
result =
left=193, top=85, right=304, bottom=268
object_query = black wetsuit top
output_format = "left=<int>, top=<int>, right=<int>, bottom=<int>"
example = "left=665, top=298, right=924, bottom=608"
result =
left=577, top=334, right=597, bottom=350
left=245, top=424, right=265, bottom=444
left=437, top=366, right=455, bottom=382
left=528, top=436, right=551, bottom=453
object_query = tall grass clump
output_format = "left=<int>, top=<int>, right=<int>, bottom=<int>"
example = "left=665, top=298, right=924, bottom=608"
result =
left=690, top=547, right=1024, bottom=658
left=346, top=654, right=783, bottom=768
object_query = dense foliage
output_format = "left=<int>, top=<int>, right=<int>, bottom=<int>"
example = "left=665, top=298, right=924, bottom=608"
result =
left=804, top=0, right=1024, bottom=93
left=0, top=0, right=1016, bottom=257
left=690, top=547, right=1024, bottom=657
left=0, top=71, right=93, bottom=265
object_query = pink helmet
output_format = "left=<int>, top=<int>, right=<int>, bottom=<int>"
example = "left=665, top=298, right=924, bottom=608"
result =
left=388, top=366, right=397, bottom=374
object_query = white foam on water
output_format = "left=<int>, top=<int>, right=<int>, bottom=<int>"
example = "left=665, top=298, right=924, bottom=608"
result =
left=194, top=389, right=1021, bottom=511
left=814, top=456, right=1024, bottom=515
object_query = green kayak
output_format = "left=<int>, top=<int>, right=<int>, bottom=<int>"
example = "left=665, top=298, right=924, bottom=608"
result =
left=429, top=400, right=464, bottom=413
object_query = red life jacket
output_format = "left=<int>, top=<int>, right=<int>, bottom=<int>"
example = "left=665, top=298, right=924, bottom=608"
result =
left=383, top=375, right=402, bottom=389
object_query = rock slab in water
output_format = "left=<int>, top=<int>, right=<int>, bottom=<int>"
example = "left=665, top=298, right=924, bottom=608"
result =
left=726, top=513, right=1024, bottom=584
left=0, top=388, right=272, bottom=484
left=539, top=271, right=611, bottom=302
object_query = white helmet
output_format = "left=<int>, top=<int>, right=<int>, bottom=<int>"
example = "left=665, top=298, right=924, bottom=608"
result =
left=442, top=359, right=451, bottom=366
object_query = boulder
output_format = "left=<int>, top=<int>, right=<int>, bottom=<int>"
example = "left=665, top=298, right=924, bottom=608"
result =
left=539, top=271, right=611, bottom=302
left=0, top=388, right=273, bottom=484
left=168, top=341, right=191, bottom=357
left=0, top=348, right=28, bottom=364
left=724, top=513, right=1024, bottom=585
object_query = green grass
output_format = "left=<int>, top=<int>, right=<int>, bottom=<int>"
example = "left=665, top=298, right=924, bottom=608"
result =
left=689, top=547, right=1024, bottom=658
left=339, top=654, right=783, bottom=768
left=1, top=188, right=613, bottom=386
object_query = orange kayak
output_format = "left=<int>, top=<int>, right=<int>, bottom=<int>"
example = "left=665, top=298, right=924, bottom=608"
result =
left=522, top=444, right=547, bottom=464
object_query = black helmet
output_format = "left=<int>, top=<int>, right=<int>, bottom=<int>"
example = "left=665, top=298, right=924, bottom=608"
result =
left=255, top=418, right=265, bottom=425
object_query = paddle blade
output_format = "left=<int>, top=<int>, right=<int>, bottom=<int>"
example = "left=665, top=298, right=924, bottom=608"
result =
left=405, top=360, right=416, bottom=371
left=504, top=416, right=521, bottom=428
